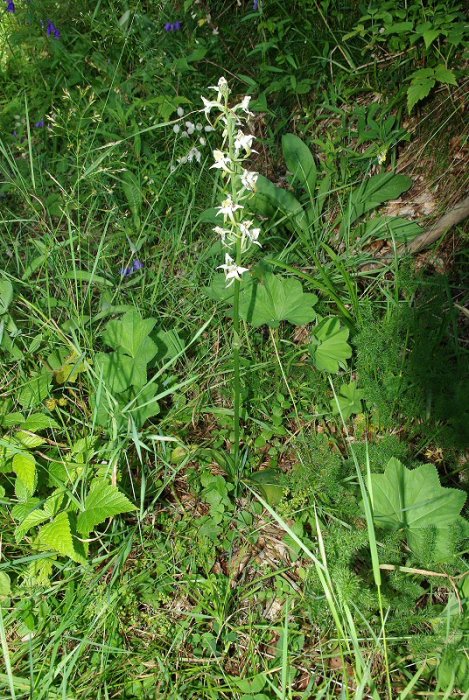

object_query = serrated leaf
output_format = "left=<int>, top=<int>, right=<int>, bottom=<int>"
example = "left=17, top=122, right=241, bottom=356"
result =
left=77, top=479, right=136, bottom=536
left=1, top=411, right=25, bottom=428
left=239, top=273, right=317, bottom=328
left=407, top=77, right=435, bottom=113
left=102, top=310, right=157, bottom=359
left=21, top=413, right=59, bottom=431
left=282, top=133, right=317, bottom=194
left=14, top=431, right=46, bottom=448
left=422, top=29, right=440, bottom=49
left=310, top=317, right=352, bottom=373
left=434, top=64, right=457, bottom=86
left=12, top=452, right=36, bottom=497
left=17, top=372, right=52, bottom=409
left=15, top=508, right=50, bottom=542
left=36, top=511, right=86, bottom=564
left=370, top=458, right=466, bottom=559
left=11, top=497, right=41, bottom=521
left=331, top=381, right=364, bottom=420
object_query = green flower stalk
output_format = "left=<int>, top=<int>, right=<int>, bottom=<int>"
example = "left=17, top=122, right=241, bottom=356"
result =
left=202, top=77, right=260, bottom=480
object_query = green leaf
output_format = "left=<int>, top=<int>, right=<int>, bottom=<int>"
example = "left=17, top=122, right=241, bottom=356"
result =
left=126, top=384, right=160, bottom=429
left=102, top=310, right=157, bottom=359
left=153, top=329, right=185, bottom=365
left=95, top=350, right=148, bottom=392
left=331, top=381, right=364, bottom=420
left=348, top=173, right=413, bottom=225
left=14, top=431, right=46, bottom=448
left=360, top=215, right=421, bottom=243
left=434, top=64, right=457, bottom=86
left=36, top=511, right=86, bottom=564
left=407, top=77, right=435, bottom=113
left=282, top=133, right=317, bottom=194
left=12, top=452, right=37, bottom=497
left=15, top=508, right=50, bottom=542
left=77, top=479, right=137, bottom=536
left=21, top=413, right=59, bottom=431
left=0, top=278, right=13, bottom=315
left=17, top=372, right=52, bottom=409
left=370, top=458, right=466, bottom=559
left=239, top=273, right=317, bottom=328
left=422, top=29, right=440, bottom=49
left=250, top=175, right=307, bottom=233
left=0, top=571, right=11, bottom=598
left=310, top=317, right=352, bottom=373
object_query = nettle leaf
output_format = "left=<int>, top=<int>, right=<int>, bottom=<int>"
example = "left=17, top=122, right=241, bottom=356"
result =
left=310, top=317, right=352, bottom=373
left=36, top=511, right=86, bottom=564
left=282, top=133, right=317, bottom=194
left=407, top=77, right=435, bottom=113
left=102, top=310, right=157, bottom=359
left=331, top=381, right=364, bottom=421
left=77, top=479, right=137, bottom=537
left=239, top=273, right=317, bottom=328
left=434, top=64, right=457, bottom=86
left=370, top=458, right=466, bottom=559
left=12, top=452, right=37, bottom=497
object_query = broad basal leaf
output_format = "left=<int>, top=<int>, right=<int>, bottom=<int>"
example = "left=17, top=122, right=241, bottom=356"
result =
left=239, top=273, right=317, bottom=328
left=282, top=133, right=317, bottom=195
left=77, top=479, right=137, bottom=536
left=370, top=458, right=466, bottom=559
left=21, top=413, right=59, bottom=431
left=0, top=278, right=13, bottom=314
left=36, top=511, right=86, bottom=564
left=250, top=175, right=308, bottom=233
left=102, top=310, right=157, bottom=360
left=310, top=317, right=352, bottom=373
left=347, top=173, right=413, bottom=225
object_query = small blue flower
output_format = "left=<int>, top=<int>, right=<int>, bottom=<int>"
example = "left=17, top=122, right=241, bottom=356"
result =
left=253, top=0, right=259, bottom=9
left=5, top=0, right=15, bottom=12
left=35, top=120, right=45, bottom=128
left=164, top=21, right=182, bottom=32
left=46, top=20, right=61, bottom=38
left=120, top=259, right=144, bottom=277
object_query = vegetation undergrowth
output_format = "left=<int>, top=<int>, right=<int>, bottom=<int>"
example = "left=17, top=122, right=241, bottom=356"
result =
left=0, top=1, right=467, bottom=698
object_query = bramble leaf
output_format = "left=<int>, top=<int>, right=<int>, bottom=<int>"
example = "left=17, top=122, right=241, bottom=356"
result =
left=77, top=479, right=137, bottom=536
left=36, top=511, right=86, bottom=564
left=12, top=452, right=37, bottom=498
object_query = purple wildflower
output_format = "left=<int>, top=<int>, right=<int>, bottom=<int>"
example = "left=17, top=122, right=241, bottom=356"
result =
left=253, top=0, right=259, bottom=9
left=120, top=259, right=144, bottom=277
left=164, top=21, right=182, bottom=32
left=46, top=20, right=61, bottom=38
left=6, top=0, right=15, bottom=12
left=35, top=120, right=45, bottom=128
left=12, top=130, right=17, bottom=138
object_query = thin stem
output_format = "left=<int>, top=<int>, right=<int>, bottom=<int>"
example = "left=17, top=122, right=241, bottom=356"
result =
left=232, top=236, right=242, bottom=483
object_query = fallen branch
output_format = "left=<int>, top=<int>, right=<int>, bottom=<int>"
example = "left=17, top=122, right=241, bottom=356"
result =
left=360, top=194, right=469, bottom=270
